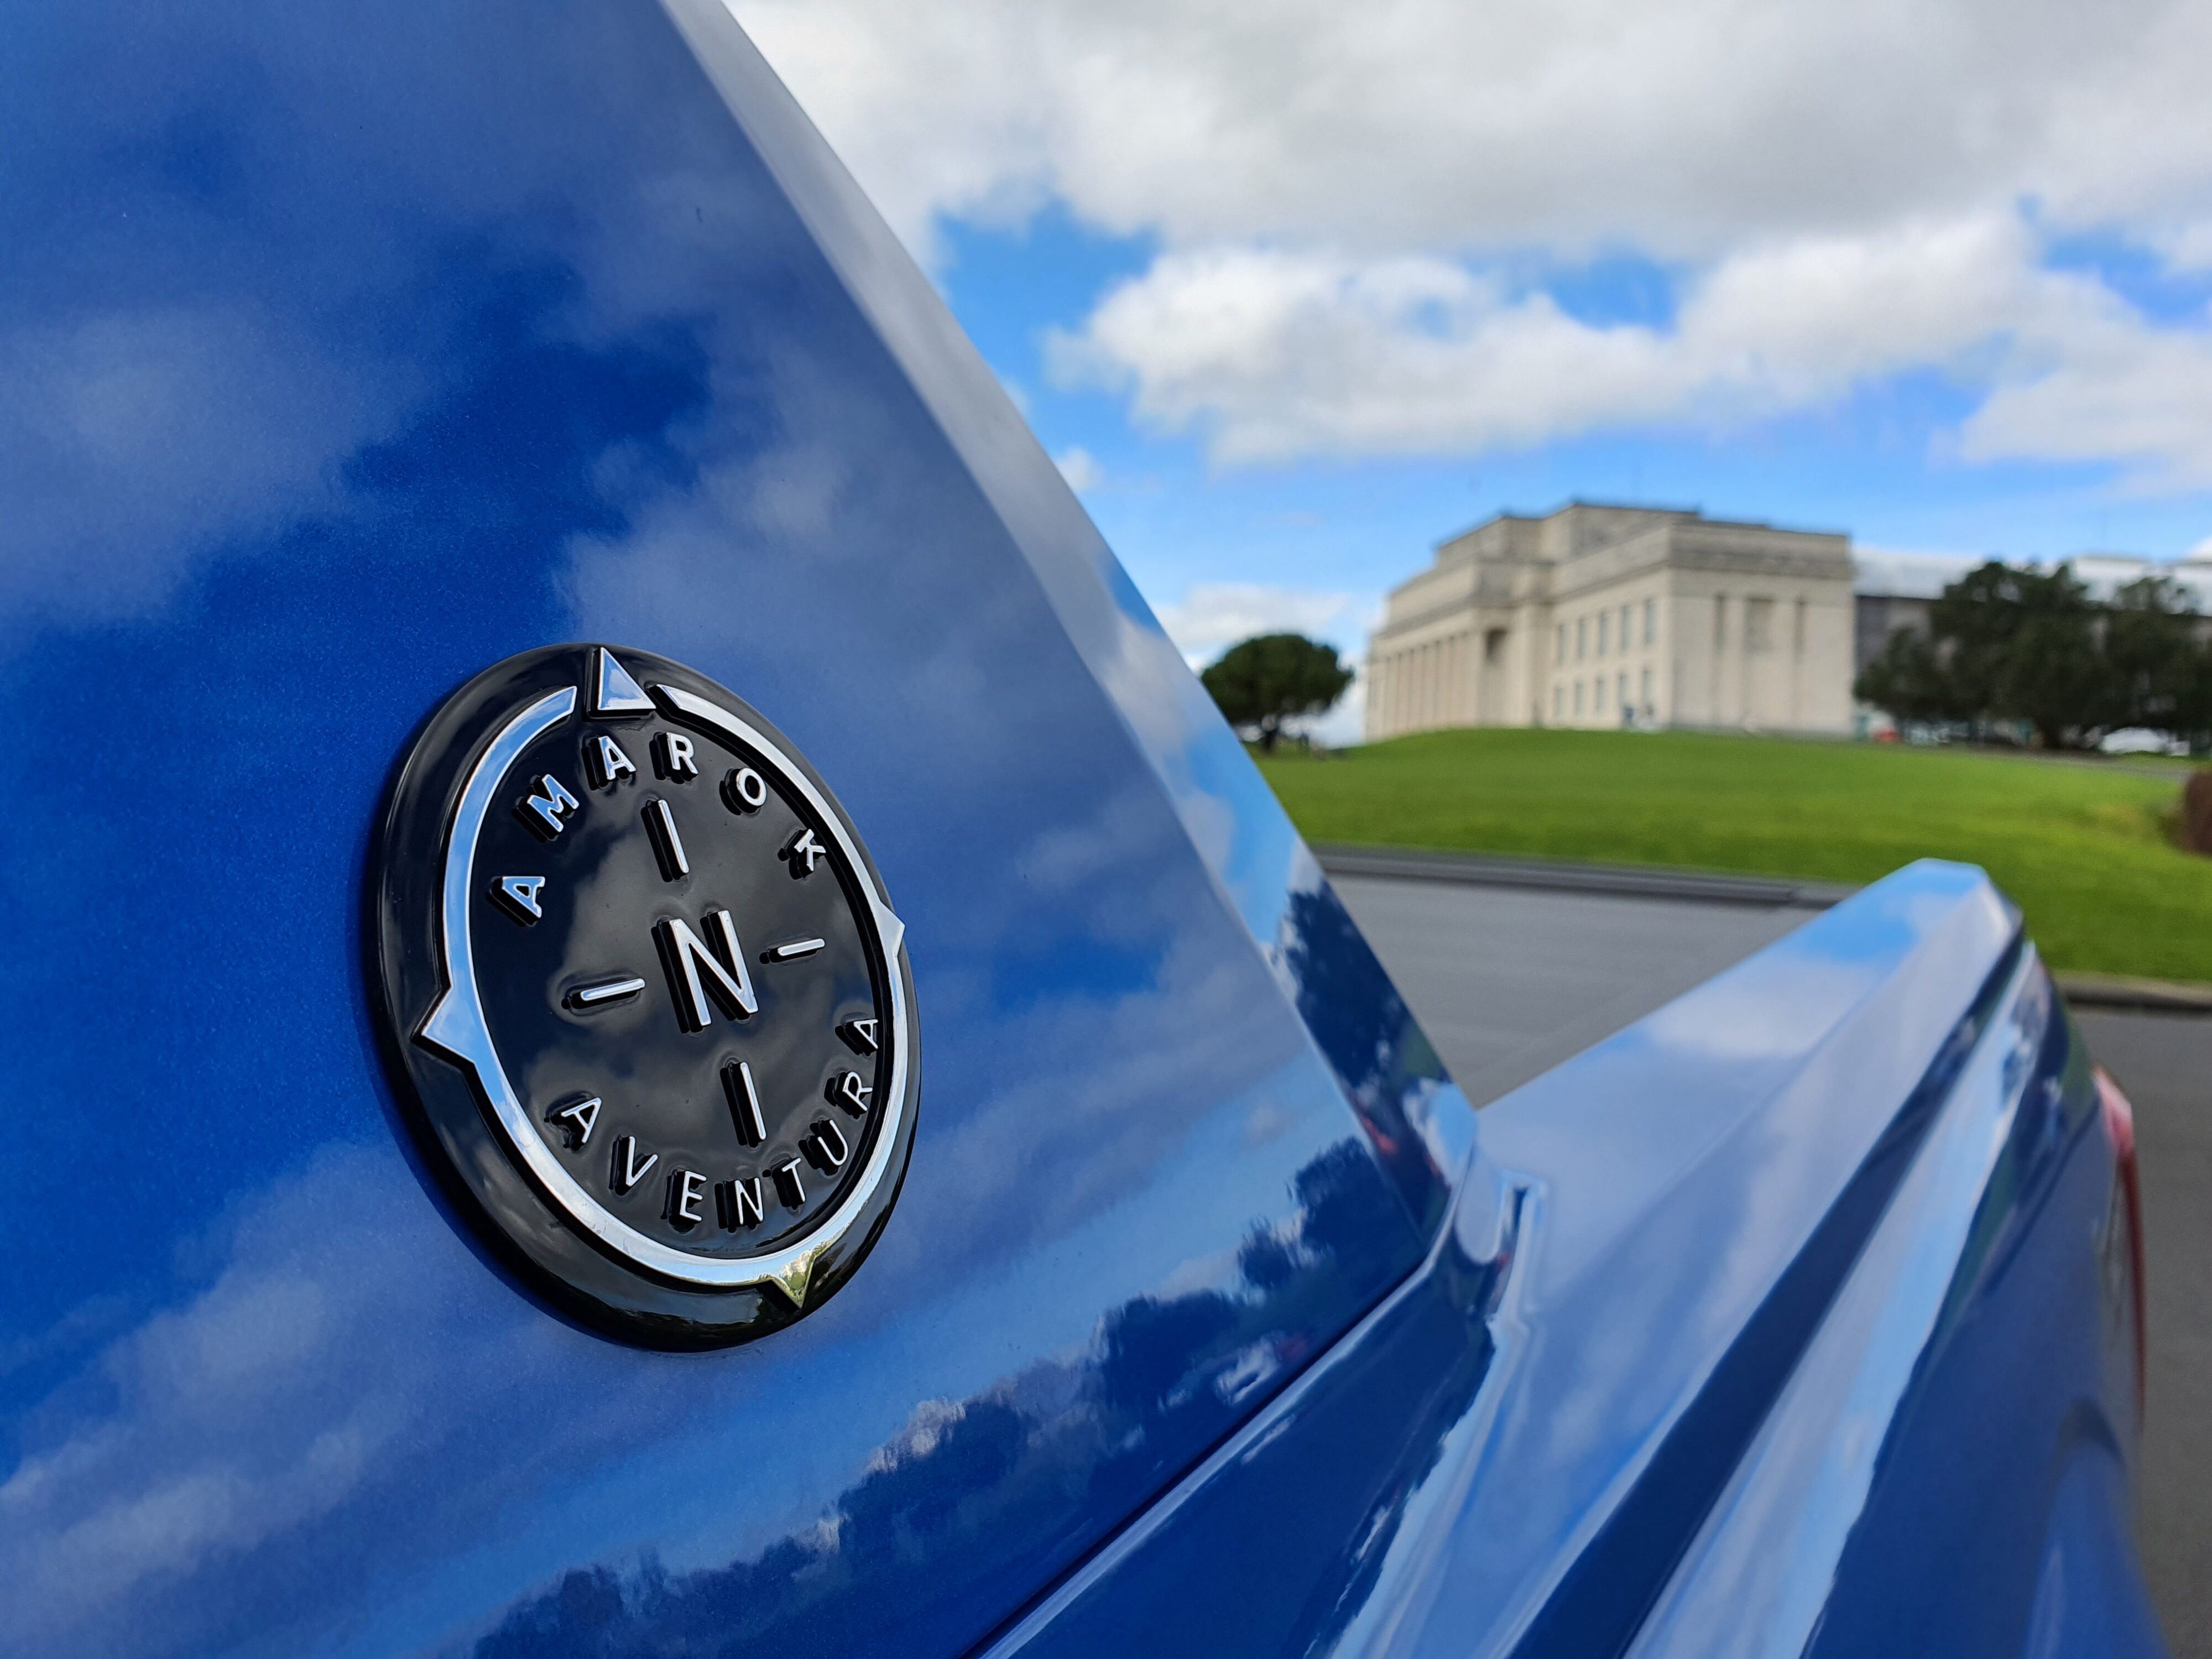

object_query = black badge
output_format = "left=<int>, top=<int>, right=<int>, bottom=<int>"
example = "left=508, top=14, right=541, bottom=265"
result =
left=371, top=645, right=917, bottom=1348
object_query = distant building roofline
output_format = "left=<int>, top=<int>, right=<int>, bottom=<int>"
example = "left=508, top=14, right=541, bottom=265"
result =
left=1432, top=499, right=1849, bottom=552
left=1851, top=546, right=1981, bottom=599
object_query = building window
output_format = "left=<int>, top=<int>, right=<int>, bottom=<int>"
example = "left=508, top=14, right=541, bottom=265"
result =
left=1643, top=597, right=1656, bottom=645
left=1618, top=672, right=1629, bottom=717
left=1552, top=684, right=1562, bottom=720
left=1573, top=680, right=1584, bottom=716
left=1640, top=665, right=1653, bottom=707
left=1485, top=627, right=1508, bottom=665
left=1575, top=618, right=1587, bottom=660
left=1555, top=623, right=1566, bottom=664
left=1620, top=604, right=1632, bottom=650
left=1598, top=611, right=1609, bottom=656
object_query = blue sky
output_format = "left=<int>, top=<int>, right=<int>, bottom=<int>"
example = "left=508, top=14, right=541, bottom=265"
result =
left=734, top=0, right=2212, bottom=681
left=941, top=212, right=2212, bottom=616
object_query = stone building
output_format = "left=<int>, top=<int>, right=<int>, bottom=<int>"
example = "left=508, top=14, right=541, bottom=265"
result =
left=1365, top=503, right=1858, bottom=738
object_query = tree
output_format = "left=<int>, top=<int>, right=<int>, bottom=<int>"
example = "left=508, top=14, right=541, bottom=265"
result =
left=1201, top=632, right=1354, bottom=752
left=1926, top=559, right=2022, bottom=720
left=2184, top=641, right=2212, bottom=750
left=2105, top=575, right=2201, bottom=735
left=1996, top=566, right=2102, bottom=748
left=1854, top=627, right=1961, bottom=724
left=1936, top=561, right=2101, bottom=745
left=1856, top=559, right=2107, bottom=747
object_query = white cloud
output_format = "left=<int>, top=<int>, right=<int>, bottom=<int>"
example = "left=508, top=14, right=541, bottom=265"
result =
left=729, top=0, right=2212, bottom=486
left=1048, top=218, right=2073, bottom=462
left=0, top=304, right=389, bottom=625
left=1052, top=444, right=1103, bottom=491
left=729, top=0, right=2212, bottom=260
left=1151, top=581, right=1370, bottom=667
left=1959, top=307, right=2212, bottom=488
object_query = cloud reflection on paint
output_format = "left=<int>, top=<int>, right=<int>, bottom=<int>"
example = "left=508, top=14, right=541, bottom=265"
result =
left=0, top=5, right=1449, bottom=1657
left=0, top=1122, right=1406, bottom=1658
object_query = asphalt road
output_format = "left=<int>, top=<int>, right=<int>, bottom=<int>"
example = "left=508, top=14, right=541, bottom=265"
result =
left=2085, top=1008, right=2212, bottom=1658
left=1333, top=870, right=2212, bottom=1655
left=1331, top=872, right=1813, bottom=1105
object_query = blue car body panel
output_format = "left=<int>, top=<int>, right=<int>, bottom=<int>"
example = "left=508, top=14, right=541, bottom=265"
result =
left=983, top=865, right=2159, bottom=1659
left=0, top=1, right=2156, bottom=1655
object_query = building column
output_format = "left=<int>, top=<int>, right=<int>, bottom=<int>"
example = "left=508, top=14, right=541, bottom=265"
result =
left=1791, top=596, right=1807, bottom=727
left=1710, top=594, right=1729, bottom=725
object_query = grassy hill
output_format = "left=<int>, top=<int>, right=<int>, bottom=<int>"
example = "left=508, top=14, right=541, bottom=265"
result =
left=1258, top=728, right=2212, bottom=984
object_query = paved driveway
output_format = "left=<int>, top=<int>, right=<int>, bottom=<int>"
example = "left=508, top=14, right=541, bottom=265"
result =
left=1333, top=870, right=2211, bottom=1654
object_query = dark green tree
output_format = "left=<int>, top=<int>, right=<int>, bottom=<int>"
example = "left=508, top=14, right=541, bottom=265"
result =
left=1926, top=559, right=2023, bottom=719
left=1854, top=627, right=1963, bottom=723
left=2104, top=575, right=2201, bottom=735
left=1995, top=565, right=2102, bottom=748
left=2176, top=633, right=2212, bottom=750
left=1201, top=632, right=1355, bottom=752
left=1858, top=560, right=2106, bottom=747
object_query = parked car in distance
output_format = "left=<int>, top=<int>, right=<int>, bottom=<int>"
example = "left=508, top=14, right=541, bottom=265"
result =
left=2101, top=727, right=2193, bottom=757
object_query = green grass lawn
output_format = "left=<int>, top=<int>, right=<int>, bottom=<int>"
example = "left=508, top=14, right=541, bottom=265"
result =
left=1258, top=729, right=2212, bottom=984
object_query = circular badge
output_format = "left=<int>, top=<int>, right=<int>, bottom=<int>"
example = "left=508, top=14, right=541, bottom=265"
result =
left=371, top=644, right=917, bottom=1347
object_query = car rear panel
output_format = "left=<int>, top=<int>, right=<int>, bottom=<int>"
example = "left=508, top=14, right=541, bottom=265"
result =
left=0, top=3, right=1458, bottom=1654
left=0, top=3, right=2156, bottom=1656
left=978, top=865, right=2162, bottom=1658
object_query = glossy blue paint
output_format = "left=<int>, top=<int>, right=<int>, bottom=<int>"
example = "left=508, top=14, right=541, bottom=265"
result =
left=0, top=3, right=2154, bottom=1657
left=984, top=864, right=2160, bottom=1658
left=0, top=3, right=1458, bottom=1653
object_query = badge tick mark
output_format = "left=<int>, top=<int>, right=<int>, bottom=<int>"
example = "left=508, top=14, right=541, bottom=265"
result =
left=567, top=975, right=646, bottom=1011
left=644, top=796, right=690, bottom=881
left=764, top=937, right=825, bottom=963
left=722, top=1058, right=768, bottom=1146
